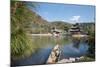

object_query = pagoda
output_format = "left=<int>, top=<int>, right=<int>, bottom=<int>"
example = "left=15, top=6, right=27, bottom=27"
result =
left=69, top=23, right=82, bottom=34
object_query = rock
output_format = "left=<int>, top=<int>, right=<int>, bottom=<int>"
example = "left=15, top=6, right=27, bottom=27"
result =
left=75, top=57, right=80, bottom=61
left=57, top=58, right=75, bottom=63
left=80, top=56, right=84, bottom=59
left=47, top=45, right=60, bottom=64
left=69, top=57, right=75, bottom=62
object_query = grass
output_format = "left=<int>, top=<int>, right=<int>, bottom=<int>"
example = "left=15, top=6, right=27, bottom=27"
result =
left=11, top=29, right=36, bottom=59
left=11, top=1, right=38, bottom=59
left=78, top=56, right=95, bottom=62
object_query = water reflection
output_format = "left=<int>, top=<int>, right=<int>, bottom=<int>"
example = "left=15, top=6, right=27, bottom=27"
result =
left=72, top=38, right=80, bottom=49
left=11, top=36, right=89, bottom=66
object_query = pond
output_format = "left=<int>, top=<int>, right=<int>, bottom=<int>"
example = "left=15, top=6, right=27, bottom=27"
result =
left=11, top=36, right=89, bottom=66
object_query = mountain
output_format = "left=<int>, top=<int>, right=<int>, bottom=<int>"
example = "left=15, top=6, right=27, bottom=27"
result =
left=50, top=21, right=72, bottom=31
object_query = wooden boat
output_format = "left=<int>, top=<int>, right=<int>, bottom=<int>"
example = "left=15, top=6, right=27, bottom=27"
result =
left=46, top=45, right=61, bottom=64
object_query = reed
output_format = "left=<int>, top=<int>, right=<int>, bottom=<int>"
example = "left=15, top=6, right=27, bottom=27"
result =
left=11, top=1, right=37, bottom=59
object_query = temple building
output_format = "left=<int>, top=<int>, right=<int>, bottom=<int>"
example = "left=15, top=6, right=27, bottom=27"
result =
left=51, top=27, right=62, bottom=37
left=69, top=23, right=82, bottom=34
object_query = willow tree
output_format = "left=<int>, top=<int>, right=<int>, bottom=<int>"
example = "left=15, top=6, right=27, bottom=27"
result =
left=11, top=1, right=37, bottom=58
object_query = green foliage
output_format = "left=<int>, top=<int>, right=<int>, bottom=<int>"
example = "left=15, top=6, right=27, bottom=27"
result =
left=80, top=23, right=95, bottom=59
left=77, top=56, right=95, bottom=62
left=50, top=21, right=72, bottom=32
left=87, top=35, right=95, bottom=59
left=11, top=1, right=37, bottom=59
left=11, top=29, right=34, bottom=58
left=79, top=23, right=95, bottom=34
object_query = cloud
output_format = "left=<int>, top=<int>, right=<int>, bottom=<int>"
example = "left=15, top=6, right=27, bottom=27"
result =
left=61, top=20, right=67, bottom=22
left=70, top=16, right=80, bottom=22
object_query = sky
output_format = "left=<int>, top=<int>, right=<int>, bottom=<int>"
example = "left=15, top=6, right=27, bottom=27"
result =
left=31, top=2, right=95, bottom=23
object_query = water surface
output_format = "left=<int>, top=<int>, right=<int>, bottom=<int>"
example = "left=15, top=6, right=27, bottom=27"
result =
left=11, top=36, right=89, bottom=66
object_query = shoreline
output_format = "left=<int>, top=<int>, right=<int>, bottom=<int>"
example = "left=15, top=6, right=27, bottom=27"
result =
left=28, top=33, right=52, bottom=36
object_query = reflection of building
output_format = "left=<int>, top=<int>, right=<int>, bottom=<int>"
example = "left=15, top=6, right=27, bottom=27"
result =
left=72, top=38, right=80, bottom=49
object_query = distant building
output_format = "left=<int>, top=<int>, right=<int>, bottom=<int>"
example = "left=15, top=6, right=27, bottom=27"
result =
left=69, top=23, right=82, bottom=34
left=51, top=27, right=62, bottom=37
